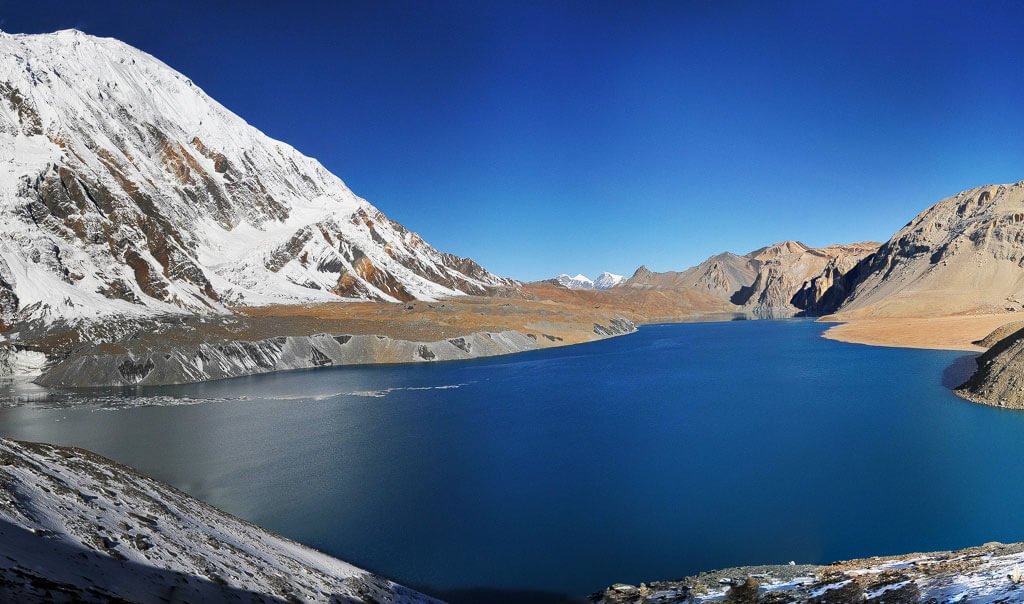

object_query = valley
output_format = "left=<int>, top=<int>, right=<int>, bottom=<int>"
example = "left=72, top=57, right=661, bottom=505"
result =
left=4, top=20, right=1024, bottom=604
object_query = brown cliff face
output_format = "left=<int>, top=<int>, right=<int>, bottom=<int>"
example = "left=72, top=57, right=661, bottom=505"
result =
left=742, top=241, right=878, bottom=317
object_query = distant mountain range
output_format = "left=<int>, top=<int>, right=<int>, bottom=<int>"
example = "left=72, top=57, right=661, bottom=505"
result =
left=0, top=30, right=513, bottom=328
left=553, top=272, right=625, bottom=290
left=617, top=240, right=879, bottom=317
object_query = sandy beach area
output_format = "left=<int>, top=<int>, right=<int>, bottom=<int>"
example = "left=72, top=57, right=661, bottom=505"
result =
left=819, top=313, right=1022, bottom=351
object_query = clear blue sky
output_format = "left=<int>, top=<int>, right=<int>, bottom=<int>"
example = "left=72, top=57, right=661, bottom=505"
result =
left=3, top=1, right=1023, bottom=281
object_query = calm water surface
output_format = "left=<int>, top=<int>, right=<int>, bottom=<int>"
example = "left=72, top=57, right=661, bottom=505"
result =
left=1, top=320, right=1020, bottom=602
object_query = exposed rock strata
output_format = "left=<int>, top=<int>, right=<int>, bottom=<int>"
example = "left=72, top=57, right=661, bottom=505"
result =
left=0, top=439, right=438, bottom=603
left=594, top=541, right=1024, bottom=603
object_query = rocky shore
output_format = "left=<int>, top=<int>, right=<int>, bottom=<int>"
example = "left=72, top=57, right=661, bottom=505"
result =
left=955, top=323, right=1024, bottom=409
left=593, top=541, right=1024, bottom=603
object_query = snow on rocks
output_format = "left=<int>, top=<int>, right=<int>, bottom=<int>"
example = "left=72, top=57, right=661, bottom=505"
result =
left=593, top=542, right=1024, bottom=603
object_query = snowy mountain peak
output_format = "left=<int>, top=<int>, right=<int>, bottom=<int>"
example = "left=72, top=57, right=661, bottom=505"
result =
left=0, top=30, right=514, bottom=327
left=555, top=274, right=594, bottom=290
left=593, top=272, right=625, bottom=289
left=554, top=272, right=623, bottom=290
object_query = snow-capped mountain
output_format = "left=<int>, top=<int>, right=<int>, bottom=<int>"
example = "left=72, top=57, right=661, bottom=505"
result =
left=0, top=30, right=514, bottom=327
left=554, top=272, right=624, bottom=290
left=593, top=271, right=625, bottom=289
left=556, top=273, right=595, bottom=289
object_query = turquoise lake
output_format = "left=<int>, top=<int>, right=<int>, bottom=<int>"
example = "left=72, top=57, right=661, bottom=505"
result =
left=0, top=320, right=1019, bottom=603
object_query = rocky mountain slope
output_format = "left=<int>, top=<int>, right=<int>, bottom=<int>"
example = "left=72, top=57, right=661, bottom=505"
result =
left=620, top=242, right=877, bottom=317
left=808, top=182, right=1024, bottom=318
left=0, top=30, right=513, bottom=328
left=594, top=541, right=1024, bottom=603
left=0, top=438, right=439, bottom=603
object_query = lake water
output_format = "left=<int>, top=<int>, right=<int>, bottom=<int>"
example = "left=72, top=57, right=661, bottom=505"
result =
left=1, top=320, right=1022, bottom=603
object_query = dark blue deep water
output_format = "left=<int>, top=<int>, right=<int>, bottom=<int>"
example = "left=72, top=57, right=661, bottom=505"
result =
left=1, top=320, right=1022, bottom=602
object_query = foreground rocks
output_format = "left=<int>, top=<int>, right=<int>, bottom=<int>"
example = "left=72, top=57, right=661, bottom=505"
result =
left=593, top=542, right=1024, bottom=603
left=0, top=438, right=440, bottom=603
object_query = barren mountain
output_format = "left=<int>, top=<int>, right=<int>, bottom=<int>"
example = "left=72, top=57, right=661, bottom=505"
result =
left=0, top=30, right=512, bottom=328
left=812, top=183, right=1024, bottom=318
left=623, top=252, right=758, bottom=303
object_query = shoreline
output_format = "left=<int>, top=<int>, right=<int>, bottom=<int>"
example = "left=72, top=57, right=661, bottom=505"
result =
left=6, top=294, right=1022, bottom=390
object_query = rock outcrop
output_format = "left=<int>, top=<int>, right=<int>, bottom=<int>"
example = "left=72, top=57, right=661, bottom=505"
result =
left=956, top=324, right=1024, bottom=408
left=0, top=438, right=439, bottom=603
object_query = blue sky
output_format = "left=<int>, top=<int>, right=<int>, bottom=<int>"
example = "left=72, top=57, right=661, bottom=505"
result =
left=3, top=1, right=1024, bottom=281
